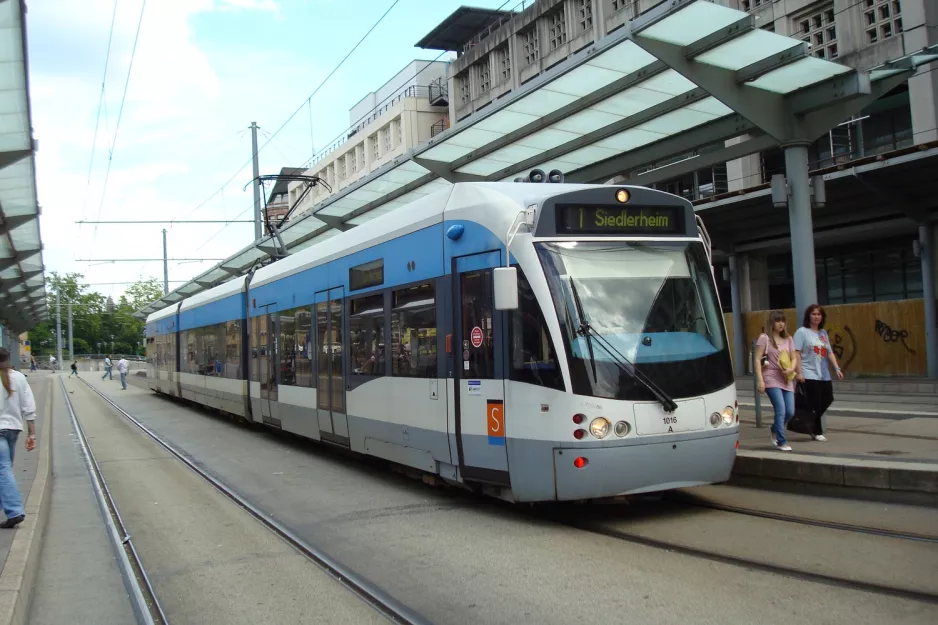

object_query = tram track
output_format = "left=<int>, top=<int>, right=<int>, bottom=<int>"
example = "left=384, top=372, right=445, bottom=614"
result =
left=76, top=377, right=432, bottom=625
left=59, top=377, right=169, bottom=625
left=664, top=491, right=938, bottom=543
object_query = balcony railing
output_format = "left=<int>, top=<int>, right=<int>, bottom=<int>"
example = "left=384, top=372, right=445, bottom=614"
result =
left=431, top=117, right=449, bottom=138
left=429, top=77, right=449, bottom=107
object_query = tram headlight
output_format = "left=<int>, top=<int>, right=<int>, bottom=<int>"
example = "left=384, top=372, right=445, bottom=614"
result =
left=614, top=421, right=630, bottom=437
left=722, top=406, right=735, bottom=425
left=589, top=417, right=610, bottom=439
left=709, top=412, right=722, bottom=428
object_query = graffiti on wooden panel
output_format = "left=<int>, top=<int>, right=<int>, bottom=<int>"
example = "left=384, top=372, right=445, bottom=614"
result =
left=825, top=323, right=856, bottom=372
left=874, top=319, right=916, bottom=354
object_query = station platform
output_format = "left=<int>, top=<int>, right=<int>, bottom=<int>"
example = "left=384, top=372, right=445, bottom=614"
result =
left=733, top=379, right=938, bottom=500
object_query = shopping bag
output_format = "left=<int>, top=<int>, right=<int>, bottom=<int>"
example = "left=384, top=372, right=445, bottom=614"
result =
left=787, top=383, right=816, bottom=435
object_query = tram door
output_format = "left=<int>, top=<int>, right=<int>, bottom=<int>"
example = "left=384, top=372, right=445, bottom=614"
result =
left=315, top=288, right=349, bottom=445
left=453, top=251, right=509, bottom=486
left=258, top=313, right=281, bottom=427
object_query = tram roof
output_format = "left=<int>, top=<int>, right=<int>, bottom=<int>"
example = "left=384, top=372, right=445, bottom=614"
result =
left=135, top=0, right=938, bottom=320
left=0, top=1, right=47, bottom=332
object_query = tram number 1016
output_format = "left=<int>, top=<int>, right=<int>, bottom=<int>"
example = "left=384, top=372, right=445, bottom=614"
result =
left=662, top=416, right=678, bottom=425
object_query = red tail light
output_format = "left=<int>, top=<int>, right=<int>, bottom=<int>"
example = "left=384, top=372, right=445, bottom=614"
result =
left=573, top=429, right=586, bottom=440
left=572, top=413, right=585, bottom=424
left=574, top=457, right=588, bottom=469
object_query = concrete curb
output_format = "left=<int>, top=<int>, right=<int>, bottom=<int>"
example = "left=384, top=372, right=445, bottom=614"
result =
left=732, top=450, right=938, bottom=494
left=0, top=376, right=54, bottom=625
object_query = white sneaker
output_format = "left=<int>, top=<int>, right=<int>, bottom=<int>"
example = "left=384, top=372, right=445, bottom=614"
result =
left=770, top=431, right=778, bottom=446
left=813, top=435, right=827, bottom=442
left=778, top=445, right=792, bottom=452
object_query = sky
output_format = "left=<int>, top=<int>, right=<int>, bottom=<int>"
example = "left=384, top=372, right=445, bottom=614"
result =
left=28, top=0, right=507, bottom=303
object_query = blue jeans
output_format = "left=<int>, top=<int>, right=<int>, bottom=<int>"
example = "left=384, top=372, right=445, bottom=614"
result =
left=120, top=372, right=127, bottom=389
left=0, top=430, right=23, bottom=518
left=765, top=387, right=795, bottom=445
left=102, top=365, right=112, bottom=380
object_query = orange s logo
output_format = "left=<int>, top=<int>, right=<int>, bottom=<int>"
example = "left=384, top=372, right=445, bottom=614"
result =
left=487, top=400, right=505, bottom=446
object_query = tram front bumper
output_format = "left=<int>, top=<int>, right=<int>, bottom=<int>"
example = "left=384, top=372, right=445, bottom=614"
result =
left=551, top=430, right=738, bottom=501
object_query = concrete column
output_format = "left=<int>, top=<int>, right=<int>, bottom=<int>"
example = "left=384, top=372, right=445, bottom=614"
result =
left=747, top=254, right=771, bottom=311
left=739, top=254, right=753, bottom=312
left=904, top=0, right=938, bottom=145
left=920, top=224, right=938, bottom=378
left=729, top=254, right=746, bottom=377
left=783, top=143, right=818, bottom=319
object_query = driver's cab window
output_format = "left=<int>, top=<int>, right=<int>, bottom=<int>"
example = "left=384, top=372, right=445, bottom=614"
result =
left=509, top=269, right=564, bottom=391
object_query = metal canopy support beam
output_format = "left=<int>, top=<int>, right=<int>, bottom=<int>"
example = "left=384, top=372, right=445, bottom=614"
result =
left=920, top=224, right=938, bottom=379
left=683, top=14, right=753, bottom=58
left=0, top=148, right=33, bottom=170
left=313, top=172, right=439, bottom=229
left=784, top=142, right=818, bottom=319
left=412, top=158, right=484, bottom=183
left=219, top=266, right=243, bottom=276
left=631, top=34, right=794, bottom=142
left=0, top=214, right=37, bottom=231
left=566, top=114, right=754, bottom=183
left=736, top=43, right=809, bottom=84
left=314, top=214, right=357, bottom=231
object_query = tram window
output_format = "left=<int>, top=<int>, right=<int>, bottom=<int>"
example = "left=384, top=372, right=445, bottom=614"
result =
left=225, top=320, right=241, bottom=379
left=391, top=283, right=437, bottom=378
left=295, top=308, right=313, bottom=387
left=350, top=294, right=385, bottom=376
left=280, top=311, right=297, bottom=386
left=509, top=270, right=564, bottom=390
left=460, top=270, right=495, bottom=380
left=250, top=316, right=260, bottom=382
left=184, top=330, right=198, bottom=375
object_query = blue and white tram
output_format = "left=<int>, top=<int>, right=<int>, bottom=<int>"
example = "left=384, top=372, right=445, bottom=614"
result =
left=145, top=181, right=738, bottom=502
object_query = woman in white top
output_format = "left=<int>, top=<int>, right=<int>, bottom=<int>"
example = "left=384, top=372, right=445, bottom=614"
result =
left=0, top=347, right=36, bottom=528
left=794, top=304, right=844, bottom=442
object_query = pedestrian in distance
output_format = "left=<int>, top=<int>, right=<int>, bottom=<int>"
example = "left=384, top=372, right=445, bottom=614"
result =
left=794, top=304, right=843, bottom=442
left=0, top=347, right=36, bottom=529
left=69, top=361, right=79, bottom=377
left=48, top=354, right=56, bottom=371
left=102, top=354, right=113, bottom=380
left=117, top=357, right=129, bottom=390
left=754, top=310, right=800, bottom=452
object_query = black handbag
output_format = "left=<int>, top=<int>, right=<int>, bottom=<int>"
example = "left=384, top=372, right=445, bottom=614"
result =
left=787, top=383, right=816, bottom=435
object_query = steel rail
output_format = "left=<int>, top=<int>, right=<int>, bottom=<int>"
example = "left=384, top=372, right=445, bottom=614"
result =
left=60, top=377, right=168, bottom=625
left=77, top=377, right=433, bottom=625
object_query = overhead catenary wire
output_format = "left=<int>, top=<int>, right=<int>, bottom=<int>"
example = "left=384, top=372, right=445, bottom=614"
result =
left=90, top=0, right=148, bottom=250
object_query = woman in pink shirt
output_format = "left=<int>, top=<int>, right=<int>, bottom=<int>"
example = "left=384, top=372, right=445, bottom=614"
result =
left=754, top=310, right=800, bottom=451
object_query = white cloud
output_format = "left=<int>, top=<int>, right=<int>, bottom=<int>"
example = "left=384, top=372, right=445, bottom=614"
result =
left=31, top=0, right=318, bottom=297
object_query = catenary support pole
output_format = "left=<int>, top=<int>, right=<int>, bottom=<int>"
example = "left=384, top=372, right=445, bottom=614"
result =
left=920, top=224, right=937, bottom=378
left=162, top=229, right=169, bottom=295
left=251, top=122, right=262, bottom=242
left=729, top=254, right=745, bottom=377
left=783, top=143, right=818, bottom=318
left=56, top=290, right=63, bottom=369
left=68, top=300, right=74, bottom=361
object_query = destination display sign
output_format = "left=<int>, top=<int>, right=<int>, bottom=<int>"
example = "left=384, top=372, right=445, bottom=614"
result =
left=556, top=204, right=683, bottom=235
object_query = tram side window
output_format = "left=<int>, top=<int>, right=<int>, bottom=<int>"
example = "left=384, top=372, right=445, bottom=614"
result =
left=225, top=320, right=242, bottom=379
left=250, top=316, right=260, bottom=383
left=295, top=308, right=313, bottom=387
left=509, top=270, right=564, bottom=391
left=391, top=283, right=437, bottom=378
left=184, top=330, right=198, bottom=375
left=350, top=294, right=385, bottom=376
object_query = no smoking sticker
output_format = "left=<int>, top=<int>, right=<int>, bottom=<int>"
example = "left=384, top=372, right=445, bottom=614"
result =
left=470, top=326, right=484, bottom=348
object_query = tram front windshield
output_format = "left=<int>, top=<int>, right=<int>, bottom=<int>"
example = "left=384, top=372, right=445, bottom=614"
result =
left=537, top=240, right=733, bottom=401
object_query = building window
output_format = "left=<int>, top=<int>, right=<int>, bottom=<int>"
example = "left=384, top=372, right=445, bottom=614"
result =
left=396, top=118, right=403, bottom=147
left=521, top=27, right=539, bottom=67
left=391, top=283, right=437, bottom=378
left=350, top=294, right=385, bottom=376
left=797, top=5, right=837, bottom=60
left=459, top=75, right=471, bottom=104
left=349, top=148, right=357, bottom=173
left=864, top=0, right=902, bottom=45
left=610, top=0, right=638, bottom=17
left=497, top=45, right=511, bottom=83
left=337, top=157, right=345, bottom=180
left=383, top=125, right=391, bottom=153
left=371, top=134, right=379, bottom=161
left=578, top=0, right=592, bottom=33
left=740, top=0, right=765, bottom=11
left=548, top=9, right=567, bottom=51
left=475, top=59, right=491, bottom=94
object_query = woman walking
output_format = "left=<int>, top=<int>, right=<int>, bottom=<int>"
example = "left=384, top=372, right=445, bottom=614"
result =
left=794, top=304, right=844, bottom=442
left=755, top=310, right=800, bottom=451
left=0, top=348, right=36, bottom=528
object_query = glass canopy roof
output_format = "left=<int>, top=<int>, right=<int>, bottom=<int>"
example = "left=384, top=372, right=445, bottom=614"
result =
left=136, top=0, right=935, bottom=319
left=0, top=0, right=46, bottom=332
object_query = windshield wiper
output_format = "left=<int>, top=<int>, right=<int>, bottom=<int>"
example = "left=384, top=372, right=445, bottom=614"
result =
left=567, top=279, right=679, bottom=413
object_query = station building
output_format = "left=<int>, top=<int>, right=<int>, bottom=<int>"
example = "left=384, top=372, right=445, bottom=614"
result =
left=415, top=0, right=938, bottom=378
